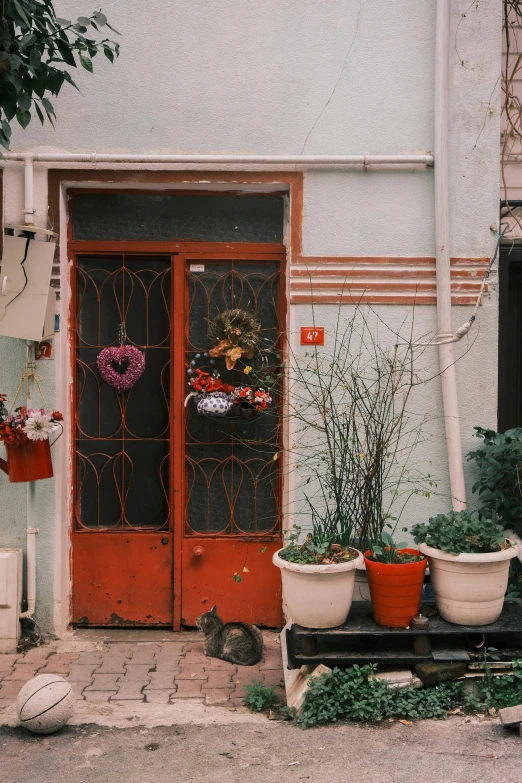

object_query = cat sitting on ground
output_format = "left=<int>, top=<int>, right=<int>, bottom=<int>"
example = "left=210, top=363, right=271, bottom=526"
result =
left=196, top=605, right=263, bottom=666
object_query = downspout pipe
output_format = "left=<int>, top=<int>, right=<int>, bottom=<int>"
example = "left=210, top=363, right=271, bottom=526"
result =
left=22, top=153, right=35, bottom=225
left=435, top=0, right=466, bottom=509
left=19, top=526, right=38, bottom=619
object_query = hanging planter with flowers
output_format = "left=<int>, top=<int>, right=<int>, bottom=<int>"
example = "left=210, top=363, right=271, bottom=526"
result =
left=184, top=370, right=272, bottom=421
left=0, top=394, right=63, bottom=483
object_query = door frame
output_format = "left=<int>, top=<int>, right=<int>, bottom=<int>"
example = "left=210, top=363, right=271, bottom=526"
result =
left=69, top=235, right=286, bottom=629
left=49, top=171, right=302, bottom=637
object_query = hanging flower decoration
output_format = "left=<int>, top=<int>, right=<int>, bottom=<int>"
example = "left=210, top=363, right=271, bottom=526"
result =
left=231, top=386, right=272, bottom=410
left=208, top=309, right=262, bottom=370
left=97, top=345, right=145, bottom=392
left=0, top=395, right=63, bottom=446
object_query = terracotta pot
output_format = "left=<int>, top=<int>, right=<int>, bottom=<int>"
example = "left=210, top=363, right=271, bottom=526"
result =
left=272, top=548, right=364, bottom=628
left=364, top=548, right=427, bottom=628
left=1, top=439, right=54, bottom=483
left=419, top=542, right=519, bottom=626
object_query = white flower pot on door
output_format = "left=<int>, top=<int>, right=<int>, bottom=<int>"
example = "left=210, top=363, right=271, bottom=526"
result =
left=272, top=549, right=364, bottom=628
left=419, top=542, right=519, bottom=626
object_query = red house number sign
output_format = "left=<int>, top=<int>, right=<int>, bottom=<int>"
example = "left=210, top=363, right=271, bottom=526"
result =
left=300, top=327, right=325, bottom=345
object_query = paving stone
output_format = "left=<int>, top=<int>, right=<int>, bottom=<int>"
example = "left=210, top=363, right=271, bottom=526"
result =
left=84, top=691, right=115, bottom=702
left=183, top=653, right=212, bottom=665
left=93, top=657, right=129, bottom=674
left=155, top=660, right=182, bottom=673
left=16, top=647, right=53, bottom=664
left=0, top=655, right=18, bottom=667
left=147, top=672, right=177, bottom=689
left=3, top=664, right=39, bottom=680
left=121, top=664, right=154, bottom=680
left=68, top=682, right=88, bottom=701
left=259, top=656, right=282, bottom=671
left=500, top=704, right=522, bottom=727
left=174, top=680, right=203, bottom=698
left=144, top=690, right=176, bottom=704
left=128, top=645, right=161, bottom=665
left=182, top=642, right=206, bottom=655
left=175, top=666, right=207, bottom=680
left=234, top=664, right=261, bottom=677
left=85, top=674, right=120, bottom=691
left=203, top=671, right=233, bottom=689
left=155, top=643, right=185, bottom=658
left=204, top=688, right=233, bottom=705
left=113, top=683, right=145, bottom=700
left=204, top=660, right=238, bottom=673
left=76, top=652, right=104, bottom=665
left=37, top=654, right=79, bottom=674
left=261, top=669, right=284, bottom=687
left=66, top=664, right=97, bottom=681
left=0, top=682, right=23, bottom=699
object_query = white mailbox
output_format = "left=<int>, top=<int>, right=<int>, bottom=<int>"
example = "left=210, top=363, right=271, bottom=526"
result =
left=0, top=233, right=56, bottom=342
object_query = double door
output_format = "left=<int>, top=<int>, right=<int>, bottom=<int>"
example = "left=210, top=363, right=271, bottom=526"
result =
left=71, top=247, right=283, bottom=628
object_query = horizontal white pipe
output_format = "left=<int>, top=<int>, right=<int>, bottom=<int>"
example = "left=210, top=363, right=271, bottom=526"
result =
left=2, top=152, right=434, bottom=167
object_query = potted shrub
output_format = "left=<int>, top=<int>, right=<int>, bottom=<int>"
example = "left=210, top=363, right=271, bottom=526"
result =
left=364, top=530, right=427, bottom=628
left=411, top=510, right=519, bottom=626
left=273, top=510, right=363, bottom=629
left=274, top=306, right=433, bottom=628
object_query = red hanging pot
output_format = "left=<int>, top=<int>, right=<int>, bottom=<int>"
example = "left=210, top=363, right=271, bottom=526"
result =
left=364, top=548, right=427, bottom=628
left=0, top=439, right=54, bottom=483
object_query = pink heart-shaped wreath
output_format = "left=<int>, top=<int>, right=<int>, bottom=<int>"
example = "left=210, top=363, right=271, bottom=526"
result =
left=96, top=345, right=145, bottom=392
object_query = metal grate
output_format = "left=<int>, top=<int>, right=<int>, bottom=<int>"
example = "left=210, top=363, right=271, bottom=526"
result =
left=74, top=254, right=172, bottom=531
left=185, top=259, right=282, bottom=537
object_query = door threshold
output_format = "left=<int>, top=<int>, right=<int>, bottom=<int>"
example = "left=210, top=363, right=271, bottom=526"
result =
left=63, top=627, right=202, bottom=643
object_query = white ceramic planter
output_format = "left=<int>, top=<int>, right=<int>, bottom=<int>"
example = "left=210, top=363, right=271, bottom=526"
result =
left=272, top=548, right=364, bottom=628
left=419, top=542, right=519, bottom=626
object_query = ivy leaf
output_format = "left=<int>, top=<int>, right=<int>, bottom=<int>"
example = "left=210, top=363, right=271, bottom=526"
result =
left=79, top=53, right=93, bottom=72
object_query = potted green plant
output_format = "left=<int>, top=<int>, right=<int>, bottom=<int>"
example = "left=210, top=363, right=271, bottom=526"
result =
left=411, top=510, right=519, bottom=626
left=273, top=508, right=363, bottom=629
left=364, top=529, right=427, bottom=628
left=273, top=306, right=433, bottom=629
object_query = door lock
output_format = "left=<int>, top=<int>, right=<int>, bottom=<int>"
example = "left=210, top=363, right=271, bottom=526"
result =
left=161, top=538, right=169, bottom=545
left=192, top=546, right=205, bottom=559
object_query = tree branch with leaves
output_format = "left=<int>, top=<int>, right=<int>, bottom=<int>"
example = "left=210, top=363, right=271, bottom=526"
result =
left=0, top=1, right=120, bottom=150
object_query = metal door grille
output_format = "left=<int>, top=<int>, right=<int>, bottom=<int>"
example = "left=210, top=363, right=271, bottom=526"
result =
left=74, top=254, right=172, bottom=532
left=185, top=258, right=283, bottom=538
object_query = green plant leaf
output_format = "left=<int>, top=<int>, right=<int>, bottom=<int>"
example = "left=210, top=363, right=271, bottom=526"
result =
left=79, top=53, right=93, bottom=72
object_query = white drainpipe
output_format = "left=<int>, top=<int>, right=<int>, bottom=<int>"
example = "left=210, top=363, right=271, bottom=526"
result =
left=434, top=0, right=466, bottom=509
left=19, top=526, right=38, bottom=619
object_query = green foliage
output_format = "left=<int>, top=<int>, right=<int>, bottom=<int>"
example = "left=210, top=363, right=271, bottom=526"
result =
left=370, top=529, right=424, bottom=564
left=278, top=525, right=356, bottom=565
left=296, top=662, right=522, bottom=727
left=467, top=427, right=522, bottom=534
left=411, top=510, right=506, bottom=555
left=243, top=680, right=276, bottom=712
left=0, top=1, right=120, bottom=150
left=297, top=665, right=464, bottom=727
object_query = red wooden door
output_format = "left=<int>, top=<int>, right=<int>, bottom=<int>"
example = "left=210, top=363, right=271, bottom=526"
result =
left=71, top=248, right=283, bottom=628
left=180, top=253, right=283, bottom=627
left=72, top=253, right=175, bottom=626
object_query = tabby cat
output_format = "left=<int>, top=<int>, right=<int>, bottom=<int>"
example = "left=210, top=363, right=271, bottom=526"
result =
left=196, top=605, right=263, bottom=666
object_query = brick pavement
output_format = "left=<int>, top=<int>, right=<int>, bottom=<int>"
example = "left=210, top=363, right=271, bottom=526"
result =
left=0, top=631, right=284, bottom=710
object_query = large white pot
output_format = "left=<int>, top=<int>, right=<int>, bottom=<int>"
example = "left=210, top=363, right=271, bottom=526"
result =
left=419, top=542, right=519, bottom=626
left=272, top=548, right=364, bottom=628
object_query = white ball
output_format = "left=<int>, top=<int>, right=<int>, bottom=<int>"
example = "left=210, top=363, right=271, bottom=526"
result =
left=16, top=674, right=74, bottom=735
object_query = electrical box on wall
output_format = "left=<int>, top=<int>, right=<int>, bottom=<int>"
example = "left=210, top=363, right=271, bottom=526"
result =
left=0, top=549, right=22, bottom=654
left=0, top=233, right=56, bottom=342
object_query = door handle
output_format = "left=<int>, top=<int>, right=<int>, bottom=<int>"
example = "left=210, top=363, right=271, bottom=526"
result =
left=192, top=546, right=205, bottom=559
